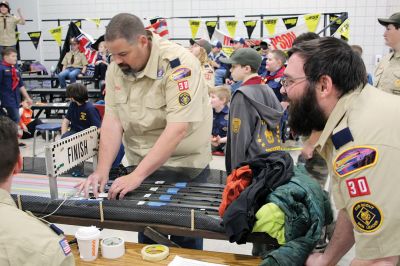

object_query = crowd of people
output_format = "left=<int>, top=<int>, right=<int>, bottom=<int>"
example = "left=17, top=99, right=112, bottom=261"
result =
left=1, top=5, right=400, bottom=265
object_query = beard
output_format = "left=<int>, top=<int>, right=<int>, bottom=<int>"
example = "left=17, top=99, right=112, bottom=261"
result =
left=288, top=82, right=327, bottom=136
left=118, top=63, right=137, bottom=77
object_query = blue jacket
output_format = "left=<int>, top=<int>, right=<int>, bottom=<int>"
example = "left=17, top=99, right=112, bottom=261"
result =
left=212, top=105, right=229, bottom=137
left=0, top=64, right=24, bottom=108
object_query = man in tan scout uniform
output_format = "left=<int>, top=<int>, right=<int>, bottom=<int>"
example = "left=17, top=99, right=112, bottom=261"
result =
left=0, top=117, right=74, bottom=265
left=374, top=12, right=400, bottom=95
left=78, top=12, right=211, bottom=250
left=0, top=1, right=25, bottom=58
left=284, top=37, right=399, bottom=265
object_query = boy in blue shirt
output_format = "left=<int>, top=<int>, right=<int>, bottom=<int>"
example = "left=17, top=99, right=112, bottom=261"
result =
left=209, top=85, right=231, bottom=156
left=0, top=47, right=32, bottom=123
left=61, top=83, right=101, bottom=138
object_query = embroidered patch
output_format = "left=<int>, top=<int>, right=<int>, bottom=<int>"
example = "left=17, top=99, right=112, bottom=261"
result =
left=346, top=176, right=371, bottom=198
left=395, top=79, right=400, bottom=88
left=205, top=73, right=212, bottom=80
left=178, top=80, right=189, bottom=91
left=232, top=118, right=241, bottom=133
left=334, top=146, right=378, bottom=177
left=178, top=92, right=191, bottom=106
left=170, top=67, right=191, bottom=82
left=157, top=67, right=164, bottom=78
left=59, top=238, right=71, bottom=256
left=352, top=201, right=383, bottom=232
left=114, top=85, right=121, bottom=91
left=222, top=126, right=228, bottom=131
left=224, top=115, right=228, bottom=120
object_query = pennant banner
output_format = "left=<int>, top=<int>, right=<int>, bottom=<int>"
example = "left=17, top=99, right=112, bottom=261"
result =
left=269, top=23, right=309, bottom=50
left=74, top=20, right=82, bottom=28
left=27, top=31, right=41, bottom=49
left=304, top=13, right=321, bottom=32
left=263, top=18, right=278, bottom=36
left=205, top=21, right=217, bottom=40
left=145, top=19, right=169, bottom=39
left=225, top=20, right=238, bottom=38
left=282, top=16, right=298, bottom=30
left=335, top=18, right=350, bottom=41
left=329, top=13, right=348, bottom=35
left=15, top=32, right=20, bottom=41
left=86, top=18, right=101, bottom=28
left=49, top=26, right=63, bottom=46
left=189, top=20, right=201, bottom=39
left=243, top=20, right=257, bottom=39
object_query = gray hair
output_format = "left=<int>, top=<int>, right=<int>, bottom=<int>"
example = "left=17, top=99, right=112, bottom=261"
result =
left=105, top=13, right=146, bottom=44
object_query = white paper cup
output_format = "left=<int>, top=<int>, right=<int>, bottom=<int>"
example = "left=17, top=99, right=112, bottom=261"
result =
left=75, top=226, right=101, bottom=261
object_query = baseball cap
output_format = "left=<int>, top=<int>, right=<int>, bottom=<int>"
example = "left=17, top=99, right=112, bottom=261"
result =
left=0, top=1, right=10, bottom=10
left=230, top=37, right=245, bottom=45
left=378, top=12, right=400, bottom=26
left=211, top=40, right=222, bottom=48
left=219, top=48, right=262, bottom=70
left=190, top=39, right=212, bottom=54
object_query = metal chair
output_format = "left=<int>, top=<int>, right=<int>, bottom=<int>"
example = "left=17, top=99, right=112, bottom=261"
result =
left=32, top=123, right=61, bottom=157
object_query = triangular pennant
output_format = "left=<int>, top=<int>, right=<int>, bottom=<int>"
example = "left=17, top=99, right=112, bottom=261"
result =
left=329, top=13, right=348, bottom=35
left=49, top=26, right=63, bottom=46
left=86, top=18, right=101, bottom=28
left=189, top=20, right=201, bottom=39
left=304, top=13, right=321, bottom=32
left=282, top=16, right=298, bottom=30
left=15, top=32, right=20, bottom=41
left=243, top=20, right=257, bottom=39
left=206, top=21, right=218, bottom=39
left=263, top=18, right=278, bottom=36
left=74, top=20, right=82, bottom=28
left=28, top=31, right=41, bottom=49
left=337, top=19, right=350, bottom=41
left=225, top=20, right=238, bottom=38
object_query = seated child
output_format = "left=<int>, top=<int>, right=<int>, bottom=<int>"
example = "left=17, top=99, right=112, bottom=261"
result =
left=209, top=85, right=231, bottom=156
left=61, top=83, right=101, bottom=138
left=262, top=50, right=287, bottom=102
left=19, top=100, right=43, bottom=139
left=93, top=41, right=110, bottom=90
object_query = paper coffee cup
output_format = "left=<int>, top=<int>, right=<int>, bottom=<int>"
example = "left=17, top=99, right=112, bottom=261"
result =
left=75, top=226, right=101, bottom=261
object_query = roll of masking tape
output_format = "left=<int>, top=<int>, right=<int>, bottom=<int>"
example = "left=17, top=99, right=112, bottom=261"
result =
left=141, top=244, right=170, bottom=261
left=101, top=237, right=125, bottom=259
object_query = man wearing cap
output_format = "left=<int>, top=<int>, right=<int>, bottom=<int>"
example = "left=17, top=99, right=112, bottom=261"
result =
left=258, top=39, right=271, bottom=75
left=230, top=37, right=246, bottom=51
left=77, top=13, right=211, bottom=250
left=209, top=40, right=229, bottom=85
left=374, top=12, right=400, bottom=95
left=0, top=117, right=75, bottom=266
left=220, top=48, right=283, bottom=173
left=0, top=1, right=25, bottom=59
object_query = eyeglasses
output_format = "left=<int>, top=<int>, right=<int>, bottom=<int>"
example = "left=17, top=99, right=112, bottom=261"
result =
left=280, top=76, right=308, bottom=88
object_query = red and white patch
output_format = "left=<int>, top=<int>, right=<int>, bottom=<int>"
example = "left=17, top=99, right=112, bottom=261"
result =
left=178, top=80, right=189, bottom=91
left=346, top=176, right=371, bottom=198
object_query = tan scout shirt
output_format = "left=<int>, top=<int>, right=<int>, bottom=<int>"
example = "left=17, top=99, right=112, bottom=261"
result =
left=62, top=51, right=88, bottom=69
left=316, top=84, right=400, bottom=260
left=0, top=189, right=75, bottom=265
left=105, top=32, right=212, bottom=169
left=374, top=51, right=400, bottom=95
left=0, top=14, right=23, bottom=46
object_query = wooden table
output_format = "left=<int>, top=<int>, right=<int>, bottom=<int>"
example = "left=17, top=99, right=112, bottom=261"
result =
left=69, top=237, right=261, bottom=266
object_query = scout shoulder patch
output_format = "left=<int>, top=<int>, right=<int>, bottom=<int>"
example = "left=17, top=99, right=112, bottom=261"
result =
left=352, top=201, right=383, bottom=232
left=59, top=238, right=72, bottom=256
left=169, top=66, right=191, bottom=82
left=170, top=58, right=181, bottom=69
left=178, top=92, right=191, bottom=106
left=333, top=146, right=378, bottom=177
left=346, top=176, right=371, bottom=198
left=178, top=80, right=189, bottom=91
left=232, top=118, right=241, bottom=133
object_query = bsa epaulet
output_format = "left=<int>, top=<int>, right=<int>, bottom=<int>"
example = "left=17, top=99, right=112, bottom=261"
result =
left=331, top=127, right=353, bottom=150
left=170, top=58, right=181, bottom=69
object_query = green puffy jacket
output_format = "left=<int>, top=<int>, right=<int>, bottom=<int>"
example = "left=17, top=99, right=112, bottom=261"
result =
left=259, top=165, right=333, bottom=266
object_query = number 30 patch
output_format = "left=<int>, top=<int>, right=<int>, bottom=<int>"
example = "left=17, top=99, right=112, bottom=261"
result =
left=346, top=176, right=371, bottom=198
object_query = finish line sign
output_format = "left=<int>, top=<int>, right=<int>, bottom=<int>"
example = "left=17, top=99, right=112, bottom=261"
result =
left=45, top=127, right=99, bottom=177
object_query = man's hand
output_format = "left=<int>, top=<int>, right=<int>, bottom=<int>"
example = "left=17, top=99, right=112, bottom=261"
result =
left=305, top=253, right=326, bottom=266
left=107, top=174, right=144, bottom=200
left=75, top=171, right=109, bottom=198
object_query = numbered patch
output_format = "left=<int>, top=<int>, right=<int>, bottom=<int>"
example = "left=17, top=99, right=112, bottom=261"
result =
left=170, top=66, right=192, bottom=82
left=178, top=80, right=189, bottom=91
left=334, top=146, right=378, bottom=177
left=352, top=201, right=383, bottom=232
left=346, top=176, right=371, bottom=198
left=178, top=92, right=191, bottom=106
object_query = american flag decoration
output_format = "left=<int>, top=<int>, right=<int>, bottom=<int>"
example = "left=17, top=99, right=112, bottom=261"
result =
left=59, top=238, right=72, bottom=256
left=146, top=19, right=169, bottom=39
